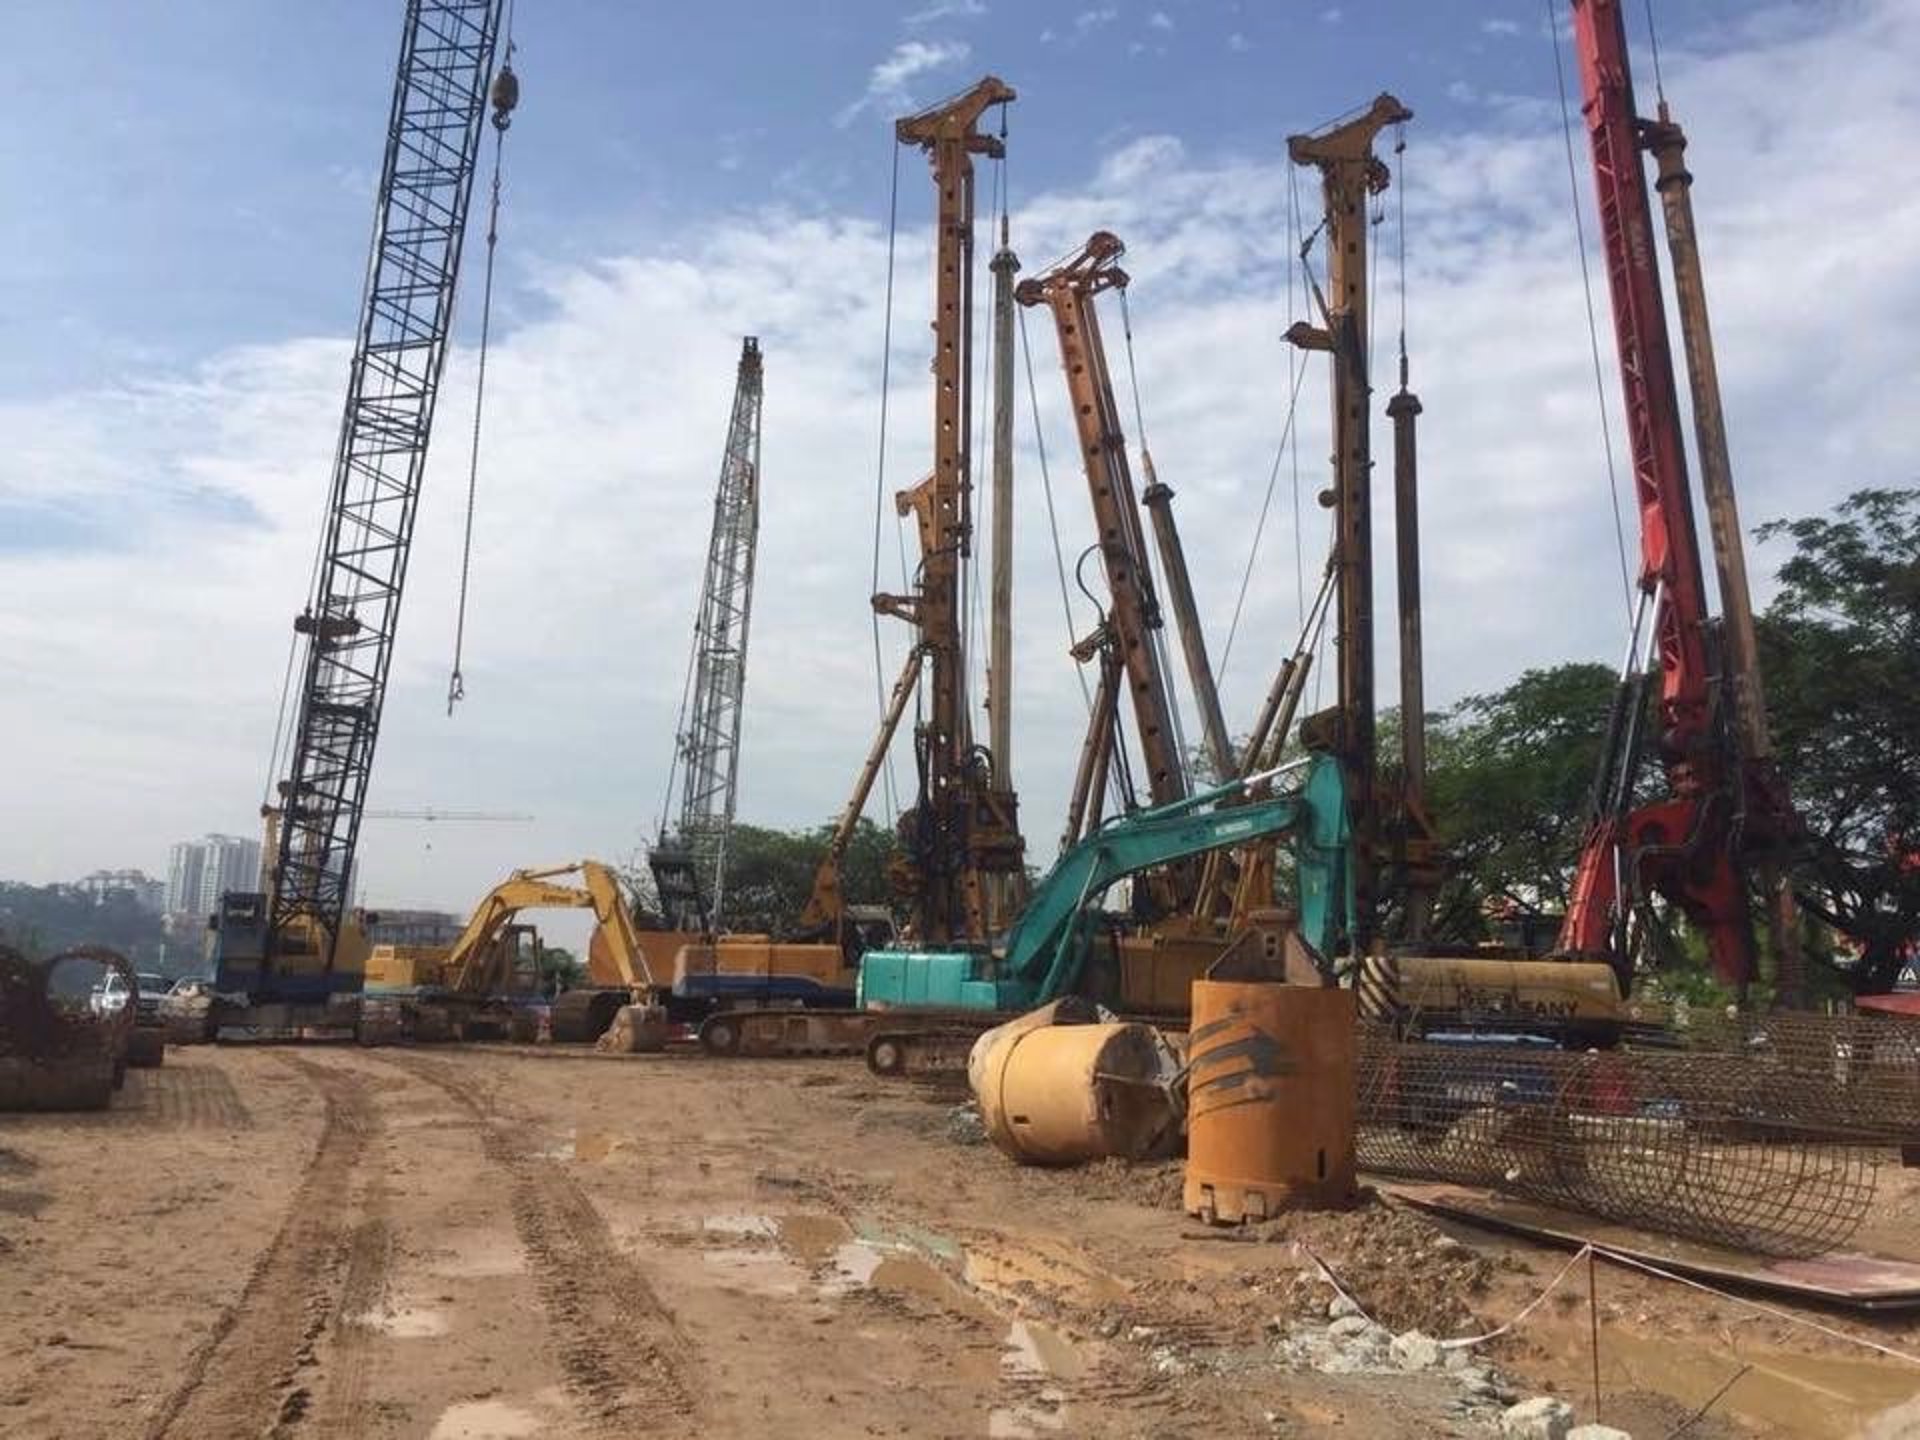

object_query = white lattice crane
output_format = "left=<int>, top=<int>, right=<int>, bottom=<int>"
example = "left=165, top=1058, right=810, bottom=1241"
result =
left=652, top=338, right=764, bottom=929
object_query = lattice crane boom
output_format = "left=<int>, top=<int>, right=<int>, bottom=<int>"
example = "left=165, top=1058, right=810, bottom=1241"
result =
left=656, top=338, right=764, bottom=930
left=261, top=0, right=509, bottom=989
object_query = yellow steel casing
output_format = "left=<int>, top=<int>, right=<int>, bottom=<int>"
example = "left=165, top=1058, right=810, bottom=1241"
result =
left=973, top=1016, right=1181, bottom=1166
left=1184, top=981, right=1357, bottom=1223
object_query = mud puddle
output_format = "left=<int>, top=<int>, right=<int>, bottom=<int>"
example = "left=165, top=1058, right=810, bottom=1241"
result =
left=426, top=1397, right=544, bottom=1438
left=1529, top=1314, right=1920, bottom=1438
left=542, top=1129, right=632, bottom=1162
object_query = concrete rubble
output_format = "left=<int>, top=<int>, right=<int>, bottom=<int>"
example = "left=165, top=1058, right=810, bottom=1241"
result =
left=1500, top=1396, right=1576, bottom=1440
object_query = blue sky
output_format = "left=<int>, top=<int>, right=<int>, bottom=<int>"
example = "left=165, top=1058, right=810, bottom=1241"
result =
left=6, top=0, right=1768, bottom=397
left=3, top=1, right=1913, bottom=918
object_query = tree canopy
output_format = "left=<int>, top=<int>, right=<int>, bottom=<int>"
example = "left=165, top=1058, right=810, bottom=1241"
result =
left=1757, top=487, right=1920, bottom=992
left=632, top=818, right=901, bottom=938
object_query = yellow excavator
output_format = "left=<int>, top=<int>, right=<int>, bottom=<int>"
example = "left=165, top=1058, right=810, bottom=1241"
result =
left=363, top=860, right=670, bottom=1042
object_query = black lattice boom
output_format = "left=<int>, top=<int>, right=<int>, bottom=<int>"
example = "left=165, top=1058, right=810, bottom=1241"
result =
left=272, top=0, right=504, bottom=953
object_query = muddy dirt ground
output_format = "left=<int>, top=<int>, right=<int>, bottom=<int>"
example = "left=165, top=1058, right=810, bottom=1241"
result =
left=3, top=1046, right=1919, bottom=1439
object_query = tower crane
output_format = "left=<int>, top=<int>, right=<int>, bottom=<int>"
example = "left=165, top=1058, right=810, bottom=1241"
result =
left=211, top=0, right=514, bottom=1031
left=1558, top=0, right=1803, bottom=992
left=652, top=337, right=765, bottom=931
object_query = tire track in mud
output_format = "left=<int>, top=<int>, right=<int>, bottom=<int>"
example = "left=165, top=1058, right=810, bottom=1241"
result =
left=142, top=1052, right=380, bottom=1440
left=363, top=1049, right=698, bottom=1432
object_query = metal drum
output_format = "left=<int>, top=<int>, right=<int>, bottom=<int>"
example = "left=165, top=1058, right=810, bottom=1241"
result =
left=973, top=1015, right=1182, bottom=1166
left=1184, top=981, right=1357, bottom=1223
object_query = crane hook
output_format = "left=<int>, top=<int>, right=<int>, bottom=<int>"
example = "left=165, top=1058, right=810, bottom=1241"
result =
left=490, top=62, right=519, bottom=132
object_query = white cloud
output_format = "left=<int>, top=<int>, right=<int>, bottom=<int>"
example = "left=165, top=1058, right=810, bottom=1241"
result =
left=1321, top=7, right=1343, bottom=23
left=1149, top=10, right=1174, bottom=31
left=1482, top=17, right=1522, bottom=37
left=904, top=0, right=986, bottom=22
left=1076, top=7, right=1119, bottom=33
left=836, top=38, right=971, bottom=127
left=4, top=1, right=1916, bottom=924
left=1227, top=31, right=1251, bottom=52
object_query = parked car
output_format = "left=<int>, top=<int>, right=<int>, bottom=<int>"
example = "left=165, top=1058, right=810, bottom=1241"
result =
left=89, top=970, right=132, bottom=1017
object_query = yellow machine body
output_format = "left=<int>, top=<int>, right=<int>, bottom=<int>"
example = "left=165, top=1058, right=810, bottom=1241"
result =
left=1360, top=953, right=1626, bottom=1037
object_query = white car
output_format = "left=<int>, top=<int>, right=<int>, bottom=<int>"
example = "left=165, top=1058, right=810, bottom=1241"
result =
left=89, top=970, right=133, bottom=1016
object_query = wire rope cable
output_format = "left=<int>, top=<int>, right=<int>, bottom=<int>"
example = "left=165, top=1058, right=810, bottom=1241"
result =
left=445, top=39, right=515, bottom=714
left=869, top=138, right=905, bottom=823
left=1017, top=306, right=1097, bottom=716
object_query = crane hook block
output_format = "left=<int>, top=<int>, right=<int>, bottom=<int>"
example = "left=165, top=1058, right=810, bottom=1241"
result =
left=490, top=63, right=519, bottom=131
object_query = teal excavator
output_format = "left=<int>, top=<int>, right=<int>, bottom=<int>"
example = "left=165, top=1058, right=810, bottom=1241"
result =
left=857, top=756, right=1352, bottom=1013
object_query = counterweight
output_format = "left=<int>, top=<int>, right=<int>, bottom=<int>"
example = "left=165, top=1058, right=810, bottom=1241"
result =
left=658, top=338, right=765, bottom=929
left=269, top=0, right=507, bottom=969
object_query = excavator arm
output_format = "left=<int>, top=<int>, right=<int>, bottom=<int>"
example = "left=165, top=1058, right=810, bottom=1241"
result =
left=440, top=862, right=660, bottom=997
left=1002, top=755, right=1350, bottom=1004
left=859, top=756, right=1350, bottom=1011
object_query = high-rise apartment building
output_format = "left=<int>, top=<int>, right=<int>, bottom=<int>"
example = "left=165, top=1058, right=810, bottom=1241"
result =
left=165, top=834, right=263, bottom=917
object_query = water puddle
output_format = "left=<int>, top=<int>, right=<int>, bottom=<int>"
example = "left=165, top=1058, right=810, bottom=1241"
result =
left=1003, top=1320, right=1086, bottom=1381
left=536, top=1128, right=632, bottom=1162
left=965, top=1238, right=1130, bottom=1308
left=570, top=1130, right=629, bottom=1162
left=1588, top=1324, right=1920, bottom=1439
left=426, top=1399, right=541, bottom=1438
left=762, top=1206, right=1091, bottom=1435
left=360, top=1303, right=450, bottom=1338
left=778, top=1211, right=849, bottom=1261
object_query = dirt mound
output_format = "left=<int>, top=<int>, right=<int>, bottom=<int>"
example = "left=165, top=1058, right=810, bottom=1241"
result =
left=1254, top=1195, right=1512, bottom=1337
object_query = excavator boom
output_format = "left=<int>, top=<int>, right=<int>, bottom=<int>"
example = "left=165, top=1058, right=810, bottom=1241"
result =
left=859, top=756, right=1351, bottom=1013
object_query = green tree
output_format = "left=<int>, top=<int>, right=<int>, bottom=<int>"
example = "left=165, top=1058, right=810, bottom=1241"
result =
left=537, top=944, right=584, bottom=993
left=1756, top=487, right=1920, bottom=993
left=637, top=819, right=902, bottom=937
left=0, top=883, right=168, bottom=967
left=1419, top=663, right=1618, bottom=945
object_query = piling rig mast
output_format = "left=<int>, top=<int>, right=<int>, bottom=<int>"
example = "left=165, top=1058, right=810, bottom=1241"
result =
left=1559, top=0, right=1802, bottom=990
left=216, top=0, right=511, bottom=1012
left=1017, top=232, right=1190, bottom=833
left=862, top=77, right=1025, bottom=946
left=1285, top=93, right=1431, bottom=960
left=653, top=338, right=765, bottom=931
